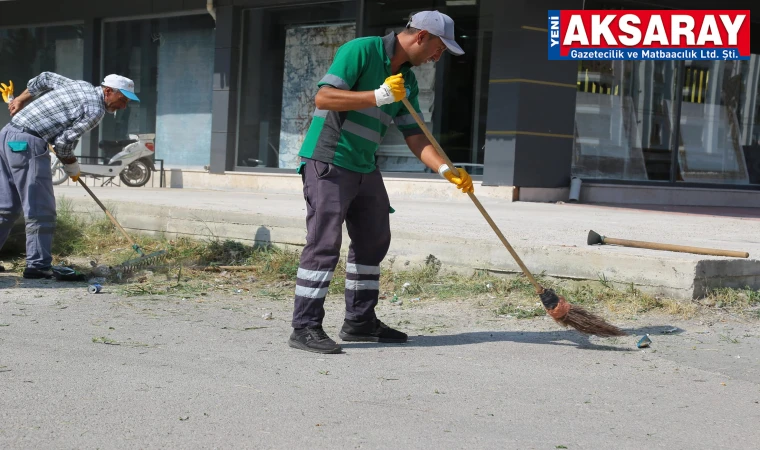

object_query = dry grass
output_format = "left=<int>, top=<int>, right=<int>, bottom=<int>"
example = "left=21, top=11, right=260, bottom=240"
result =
left=2, top=199, right=757, bottom=322
left=702, top=287, right=760, bottom=317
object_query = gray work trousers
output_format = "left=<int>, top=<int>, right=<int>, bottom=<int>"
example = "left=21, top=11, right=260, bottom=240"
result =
left=0, top=124, right=56, bottom=269
left=292, top=158, right=392, bottom=329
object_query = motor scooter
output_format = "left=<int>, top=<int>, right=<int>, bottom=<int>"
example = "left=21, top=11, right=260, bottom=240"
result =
left=52, top=133, right=157, bottom=187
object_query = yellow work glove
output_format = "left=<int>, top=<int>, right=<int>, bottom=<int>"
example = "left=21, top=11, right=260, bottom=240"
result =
left=374, top=73, right=407, bottom=106
left=1, top=80, right=14, bottom=103
left=438, top=164, right=474, bottom=194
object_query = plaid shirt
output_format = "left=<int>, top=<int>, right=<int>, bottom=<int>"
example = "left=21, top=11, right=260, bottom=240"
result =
left=11, top=72, right=107, bottom=159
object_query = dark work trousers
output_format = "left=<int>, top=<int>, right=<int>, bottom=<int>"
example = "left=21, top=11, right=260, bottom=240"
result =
left=292, top=158, right=391, bottom=329
left=0, top=124, right=56, bottom=269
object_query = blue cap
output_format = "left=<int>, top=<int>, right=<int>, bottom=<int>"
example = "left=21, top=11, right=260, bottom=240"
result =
left=102, top=74, right=140, bottom=103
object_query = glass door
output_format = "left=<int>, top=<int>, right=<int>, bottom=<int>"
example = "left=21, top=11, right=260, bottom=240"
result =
left=236, top=1, right=357, bottom=170
left=676, top=57, right=760, bottom=185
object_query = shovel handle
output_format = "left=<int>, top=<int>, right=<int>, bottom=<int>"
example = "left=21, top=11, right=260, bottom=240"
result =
left=400, top=97, right=543, bottom=292
left=603, top=236, right=749, bottom=258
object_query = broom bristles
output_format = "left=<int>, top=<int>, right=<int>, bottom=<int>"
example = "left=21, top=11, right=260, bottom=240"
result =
left=555, top=304, right=628, bottom=337
left=539, top=288, right=627, bottom=337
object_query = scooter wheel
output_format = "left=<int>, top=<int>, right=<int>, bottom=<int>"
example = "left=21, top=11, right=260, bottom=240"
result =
left=119, top=160, right=151, bottom=187
left=51, top=159, right=68, bottom=185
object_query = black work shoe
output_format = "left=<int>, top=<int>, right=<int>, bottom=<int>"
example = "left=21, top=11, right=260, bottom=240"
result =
left=288, top=326, right=342, bottom=354
left=339, top=319, right=408, bottom=343
left=23, top=267, right=54, bottom=279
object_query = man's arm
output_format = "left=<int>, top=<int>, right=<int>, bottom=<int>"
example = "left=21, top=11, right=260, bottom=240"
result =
left=8, top=88, right=31, bottom=116
left=314, top=86, right=376, bottom=112
left=27, top=72, right=72, bottom=97
left=401, top=92, right=475, bottom=194
left=405, top=133, right=474, bottom=193
left=396, top=81, right=443, bottom=170
left=315, top=76, right=406, bottom=112
left=52, top=106, right=103, bottom=161
left=312, top=39, right=405, bottom=112
left=9, top=72, right=72, bottom=116
left=313, top=40, right=368, bottom=112
left=405, top=134, right=445, bottom=171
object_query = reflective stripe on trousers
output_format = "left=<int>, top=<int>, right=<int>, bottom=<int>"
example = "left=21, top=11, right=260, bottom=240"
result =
left=292, top=158, right=391, bottom=329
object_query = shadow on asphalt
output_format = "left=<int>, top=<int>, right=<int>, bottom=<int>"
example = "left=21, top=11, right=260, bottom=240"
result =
left=340, top=326, right=683, bottom=352
left=0, top=274, right=87, bottom=290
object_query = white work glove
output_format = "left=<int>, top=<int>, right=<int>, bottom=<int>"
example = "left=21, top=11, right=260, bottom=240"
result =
left=375, top=73, right=407, bottom=107
left=63, top=161, right=81, bottom=182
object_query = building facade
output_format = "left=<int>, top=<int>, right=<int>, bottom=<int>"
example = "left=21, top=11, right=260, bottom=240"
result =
left=1, top=0, right=759, bottom=203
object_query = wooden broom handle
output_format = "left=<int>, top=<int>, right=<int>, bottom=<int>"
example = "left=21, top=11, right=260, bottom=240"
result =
left=50, top=145, right=140, bottom=251
left=400, top=98, right=543, bottom=292
left=401, top=98, right=458, bottom=174
left=603, top=236, right=749, bottom=258
left=77, top=180, right=138, bottom=246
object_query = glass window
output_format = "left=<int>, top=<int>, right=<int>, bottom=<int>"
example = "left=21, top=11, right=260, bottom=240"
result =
left=571, top=0, right=672, bottom=182
left=363, top=0, right=485, bottom=174
left=677, top=58, right=760, bottom=185
left=572, top=60, right=681, bottom=181
left=573, top=56, right=760, bottom=186
left=740, top=57, right=760, bottom=185
left=101, top=15, right=215, bottom=167
left=574, top=0, right=760, bottom=187
left=0, top=23, right=84, bottom=151
left=236, top=2, right=357, bottom=170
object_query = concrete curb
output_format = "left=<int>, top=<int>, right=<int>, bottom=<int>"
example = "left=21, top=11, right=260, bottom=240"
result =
left=66, top=196, right=760, bottom=300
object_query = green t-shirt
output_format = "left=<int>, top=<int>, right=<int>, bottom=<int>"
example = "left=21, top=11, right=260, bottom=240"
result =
left=298, top=32, right=423, bottom=173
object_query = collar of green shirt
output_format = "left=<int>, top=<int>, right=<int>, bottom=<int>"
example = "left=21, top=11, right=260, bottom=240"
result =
left=381, top=31, right=412, bottom=74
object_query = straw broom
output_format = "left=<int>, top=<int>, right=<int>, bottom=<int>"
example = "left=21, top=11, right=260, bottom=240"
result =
left=400, top=97, right=626, bottom=337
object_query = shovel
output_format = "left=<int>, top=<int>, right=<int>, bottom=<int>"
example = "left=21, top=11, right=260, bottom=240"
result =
left=587, top=230, right=749, bottom=258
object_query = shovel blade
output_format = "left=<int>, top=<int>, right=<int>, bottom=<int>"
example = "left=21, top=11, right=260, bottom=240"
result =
left=587, top=230, right=604, bottom=245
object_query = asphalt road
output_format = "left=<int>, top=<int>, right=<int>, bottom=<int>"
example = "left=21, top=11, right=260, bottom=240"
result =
left=2, top=276, right=759, bottom=449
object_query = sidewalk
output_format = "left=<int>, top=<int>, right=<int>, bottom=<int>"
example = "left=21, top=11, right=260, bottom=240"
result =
left=55, top=185, right=760, bottom=300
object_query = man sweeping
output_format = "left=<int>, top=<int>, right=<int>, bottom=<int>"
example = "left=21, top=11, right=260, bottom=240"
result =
left=289, top=10, right=473, bottom=354
left=0, top=72, right=139, bottom=278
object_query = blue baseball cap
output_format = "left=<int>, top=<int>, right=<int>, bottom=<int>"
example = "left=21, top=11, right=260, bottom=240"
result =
left=102, top=74, right=140, bottom=102
left=407, top=10, right=465, bottom=56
